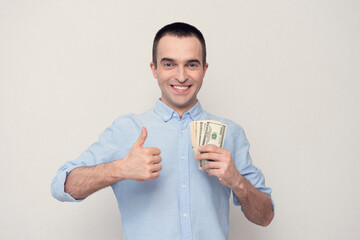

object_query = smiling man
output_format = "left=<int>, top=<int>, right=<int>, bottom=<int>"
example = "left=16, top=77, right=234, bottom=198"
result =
left=52, top=22, right=274, bottom=240
left=150, top=34, right=208, bottom=116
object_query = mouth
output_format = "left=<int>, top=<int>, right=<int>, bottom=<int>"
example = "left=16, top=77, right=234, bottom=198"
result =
left=171, top=85, right=191, bottom=93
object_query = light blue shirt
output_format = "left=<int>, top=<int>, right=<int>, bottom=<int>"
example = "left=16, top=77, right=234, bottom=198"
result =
left=51, top=100, right=272, bottom=240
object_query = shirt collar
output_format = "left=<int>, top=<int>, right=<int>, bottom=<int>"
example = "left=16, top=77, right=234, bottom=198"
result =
left=153, top=99, right=203, bottom=122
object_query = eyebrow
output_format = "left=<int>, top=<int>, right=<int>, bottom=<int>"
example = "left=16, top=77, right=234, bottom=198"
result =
left=186, top=59, right=201, bottom=65
left=160, top=58, right=201, bottom=65
left=160, top=58, right=175, bottom=63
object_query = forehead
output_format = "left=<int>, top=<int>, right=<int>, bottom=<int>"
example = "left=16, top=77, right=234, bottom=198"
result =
left=156, top=35, right=202, bottom=61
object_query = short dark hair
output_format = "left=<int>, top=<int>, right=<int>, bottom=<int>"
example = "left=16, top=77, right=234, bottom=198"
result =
left=152, top=22, right=206, bottom=68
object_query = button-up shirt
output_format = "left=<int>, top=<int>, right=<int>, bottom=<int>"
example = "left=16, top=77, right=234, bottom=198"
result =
left=51, top=100, right=272, bottom=240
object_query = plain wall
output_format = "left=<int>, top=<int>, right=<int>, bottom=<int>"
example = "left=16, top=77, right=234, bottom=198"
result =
left=1, top=0, right=359, bottom=239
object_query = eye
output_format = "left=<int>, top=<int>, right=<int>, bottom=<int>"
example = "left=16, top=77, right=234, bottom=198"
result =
left=163, top=62, right=173, bottom=67
left=188, top=63, right=199, bottom=68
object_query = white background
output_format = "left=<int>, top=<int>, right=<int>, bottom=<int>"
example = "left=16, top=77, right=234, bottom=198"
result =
left=1, top=0, right=359, bottom=239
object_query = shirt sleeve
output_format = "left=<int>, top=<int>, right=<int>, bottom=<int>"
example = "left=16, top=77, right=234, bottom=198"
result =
left=51, top=119, right=127, bottom=202
left=232, top=126, right=274, bottom=209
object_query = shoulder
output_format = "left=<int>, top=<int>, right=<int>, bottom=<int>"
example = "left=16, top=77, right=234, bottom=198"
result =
left=112, top=113, right=138, bottom=129
left=113, top=109, right=153, bottom=126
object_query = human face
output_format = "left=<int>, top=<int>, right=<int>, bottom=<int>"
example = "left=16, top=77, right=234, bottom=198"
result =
left=150, top=35, right=208, bottom=116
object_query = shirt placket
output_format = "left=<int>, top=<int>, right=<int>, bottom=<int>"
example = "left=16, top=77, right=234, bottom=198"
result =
left=178, top=114, right=192, bottom=240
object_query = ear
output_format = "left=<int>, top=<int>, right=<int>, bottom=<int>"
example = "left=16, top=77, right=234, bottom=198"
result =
left=202, top=63, right=209, bottom=76
left=150, top=62, right=157, bottom=79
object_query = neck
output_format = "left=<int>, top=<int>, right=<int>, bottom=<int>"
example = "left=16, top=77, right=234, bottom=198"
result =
left=160, top=99, right=198, bottom=119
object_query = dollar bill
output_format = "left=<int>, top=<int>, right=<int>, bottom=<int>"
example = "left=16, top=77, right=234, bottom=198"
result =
left=190, top=120, right=227, bottom=169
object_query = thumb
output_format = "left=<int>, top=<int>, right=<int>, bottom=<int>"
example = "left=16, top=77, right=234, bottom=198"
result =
left=134, top=127, right=147, bottom=148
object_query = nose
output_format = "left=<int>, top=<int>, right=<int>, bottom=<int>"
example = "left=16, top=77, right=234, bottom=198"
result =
left=176, top=66, right=188, bottom=83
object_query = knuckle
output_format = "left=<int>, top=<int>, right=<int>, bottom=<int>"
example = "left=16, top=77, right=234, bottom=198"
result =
left=150, top=147, right=160, bottom=155
left=145, top=173, right=153, bottom=180
left=156, top=148, right=161, bottom=154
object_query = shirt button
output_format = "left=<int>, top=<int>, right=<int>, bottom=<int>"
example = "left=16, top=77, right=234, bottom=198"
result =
left=183, top=213, right=188, bottom=218
left=182, top=184, right=186, bottom=189
left=181, top=130, right=185, bottom=134
left=181, top=156, right=185, bottom=160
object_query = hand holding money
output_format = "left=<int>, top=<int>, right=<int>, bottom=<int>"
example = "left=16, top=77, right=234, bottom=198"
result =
left=190, top=120, right=227, bottom=169
left=191, top=120, right=242, bottom=188
left=195, top=145, right=243, bottom=189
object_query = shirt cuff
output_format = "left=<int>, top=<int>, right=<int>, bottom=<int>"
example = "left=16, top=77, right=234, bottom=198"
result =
left=51, top=166, right=84, bottom=202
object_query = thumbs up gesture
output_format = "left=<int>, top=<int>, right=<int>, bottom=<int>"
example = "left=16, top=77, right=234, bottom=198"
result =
left=119, top=127, right=162, bottom=181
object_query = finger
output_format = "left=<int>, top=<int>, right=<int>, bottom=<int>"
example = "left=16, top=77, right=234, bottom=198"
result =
left=207, top=169, right=222, bottom=177
left=151, top=171, right=160, bottom=179
left=146, top=147, right=161, bottom=156
left=198, top=145, right=223, bottom=154
left=134, top=127, right=147, bottom=148
left=195, top=152, right=223, bottom=162
left=151, top=163, right=162, bottom=172
left=151, top=155, right=162, bottom=164
left=202, top=161, right=222, bottom=171
left=143, top=171, right=160, bottom=181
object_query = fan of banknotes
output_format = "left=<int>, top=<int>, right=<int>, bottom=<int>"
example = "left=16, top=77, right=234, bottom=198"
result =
left=190, top=120, right=227, bottom=169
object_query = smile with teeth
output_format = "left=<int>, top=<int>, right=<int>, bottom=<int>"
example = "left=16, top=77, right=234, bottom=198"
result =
left=172, top=85, right=191, bottom=91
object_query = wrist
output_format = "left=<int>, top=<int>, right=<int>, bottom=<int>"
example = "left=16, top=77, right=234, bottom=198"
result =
left=232, top=173, right=249, bottom=197
left=106, top=160, right=125, bottom=182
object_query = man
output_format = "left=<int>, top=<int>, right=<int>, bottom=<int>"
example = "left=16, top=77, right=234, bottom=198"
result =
left=52, top=22, right=274, bottom=239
